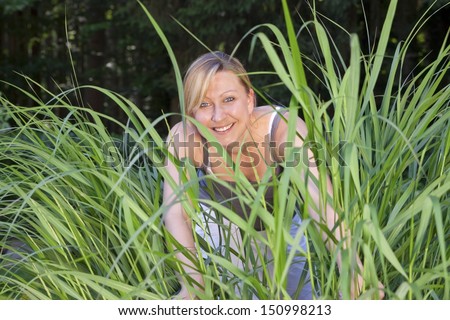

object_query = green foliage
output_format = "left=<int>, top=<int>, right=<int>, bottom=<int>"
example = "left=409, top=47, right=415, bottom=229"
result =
left=0, top=83, right=178, bottom=299
left=1, top=0, right=449, bottom=300
left=245, top=0, right=449, bottom=299
left=0, top=98, right=10, bottom=129
left=2, top=0, right=447, bottom=135
left=0, top=0, right=37, bottom=15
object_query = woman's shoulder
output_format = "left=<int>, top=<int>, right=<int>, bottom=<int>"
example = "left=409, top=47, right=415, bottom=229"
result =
left=169, top=121, right=198, bottom=139
left=253, top=105, right=308, bottom=142
left=167, top=121, right=204, bottom=166
left=253, top=105, right=293, bottom=120
left=253, top=105, right=279, bottom=117
left=250, top=105, right=279, bottom=128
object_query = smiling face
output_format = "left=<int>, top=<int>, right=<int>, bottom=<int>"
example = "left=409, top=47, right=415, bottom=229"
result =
left=193, top=70, right=255, bottom=147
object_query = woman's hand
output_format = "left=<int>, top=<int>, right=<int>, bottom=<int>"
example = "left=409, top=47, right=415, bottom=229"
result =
left=351, top=274, right=385, bottom=300
left=173, top=285, right=197, bottom=300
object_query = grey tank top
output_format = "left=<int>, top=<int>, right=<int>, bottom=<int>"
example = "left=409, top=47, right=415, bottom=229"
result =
left=197, top=108, right=285, bottom=231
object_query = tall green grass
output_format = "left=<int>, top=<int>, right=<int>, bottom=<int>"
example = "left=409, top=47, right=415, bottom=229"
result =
left=0, top=84, right=179, bottom=299
left=242, top=0, right=449, bottom=299
left=1, top=0, right=449, bottom=299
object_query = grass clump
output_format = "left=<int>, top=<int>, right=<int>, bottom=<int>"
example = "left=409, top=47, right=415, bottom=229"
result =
left=0, top=0, right=449, bottom=299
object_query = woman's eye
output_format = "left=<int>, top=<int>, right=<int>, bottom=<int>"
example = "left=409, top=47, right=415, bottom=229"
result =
left=200, top=102, right=210, bottom=108
left=224, top=97, right=235, bottom=103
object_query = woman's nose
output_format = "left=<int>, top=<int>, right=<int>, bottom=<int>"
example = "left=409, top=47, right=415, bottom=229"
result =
left=211, top=104, right=225, bottom=122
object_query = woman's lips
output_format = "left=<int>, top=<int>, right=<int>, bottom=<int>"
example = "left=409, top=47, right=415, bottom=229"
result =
left=213, top=123, right=234, bottom=132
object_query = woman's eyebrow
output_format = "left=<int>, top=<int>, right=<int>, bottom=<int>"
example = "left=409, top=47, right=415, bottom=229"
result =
left=204, top=89, right=237, bottom=100
left=219, top=89, right=237, bottom=96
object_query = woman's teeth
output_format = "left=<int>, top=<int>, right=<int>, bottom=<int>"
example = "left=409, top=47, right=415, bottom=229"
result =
left=214, top=123, right=233, bottom=132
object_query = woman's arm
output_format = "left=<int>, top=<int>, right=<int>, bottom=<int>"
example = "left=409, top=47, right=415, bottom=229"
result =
left=275, top=112, right=384, bottom=299
left=163, top=122, right=204, bottom=299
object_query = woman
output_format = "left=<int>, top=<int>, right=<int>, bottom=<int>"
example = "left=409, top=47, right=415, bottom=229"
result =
left=163, top=51, right=380, bottom=299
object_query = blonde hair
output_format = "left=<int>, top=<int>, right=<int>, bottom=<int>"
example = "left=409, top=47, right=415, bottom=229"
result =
left=183, top=51, right=252, bottom=117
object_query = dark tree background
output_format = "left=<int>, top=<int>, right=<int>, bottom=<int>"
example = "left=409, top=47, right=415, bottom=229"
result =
left=1, top=0, right=448, bottom=135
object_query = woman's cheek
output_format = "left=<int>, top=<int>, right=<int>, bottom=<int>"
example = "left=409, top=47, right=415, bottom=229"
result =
left=194, top=110, right=210, bottom=124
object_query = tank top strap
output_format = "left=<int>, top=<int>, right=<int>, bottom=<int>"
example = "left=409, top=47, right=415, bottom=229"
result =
left=269, top=107, right=287, bottom=163
left=200, top=135, right=210, bottom=173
